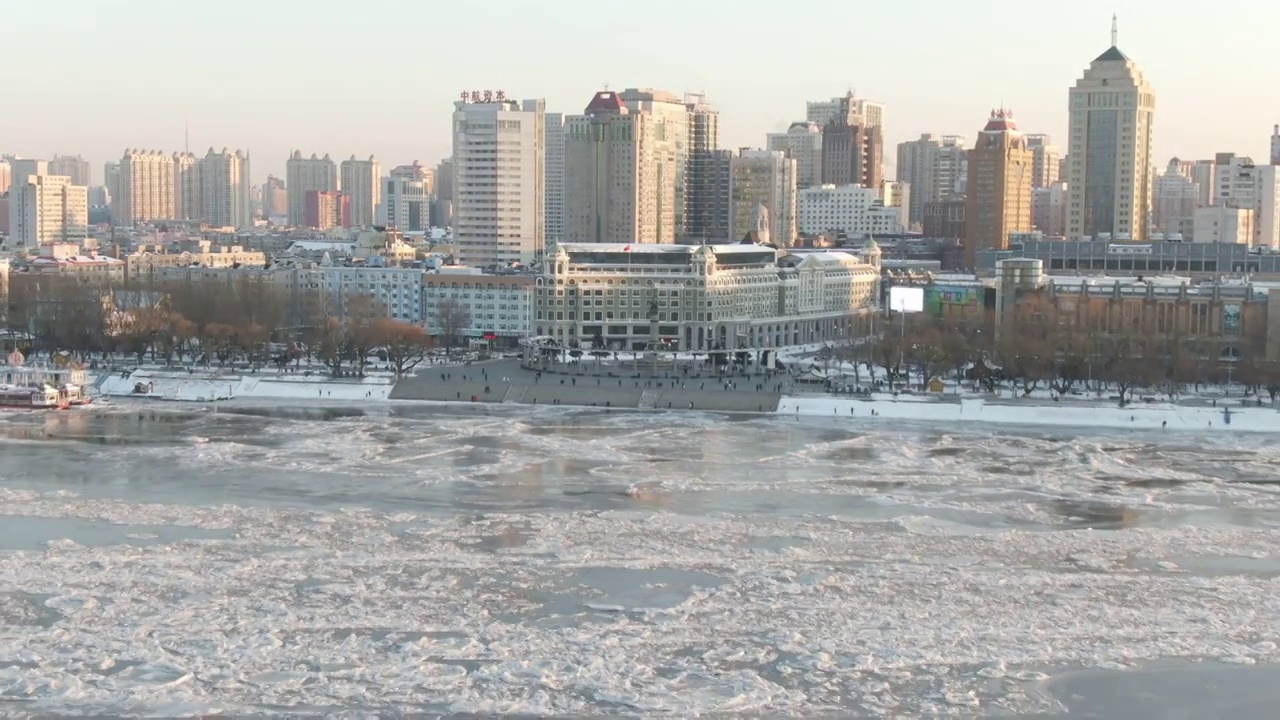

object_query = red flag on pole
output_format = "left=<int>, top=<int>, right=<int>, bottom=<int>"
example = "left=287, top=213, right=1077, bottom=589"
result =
left=623, top=245, right=631, bottom=251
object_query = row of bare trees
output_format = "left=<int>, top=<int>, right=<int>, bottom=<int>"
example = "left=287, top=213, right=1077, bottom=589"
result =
left=830, top=305, right=1280, bottom=405
left=4, top=276, right=443, bottom=378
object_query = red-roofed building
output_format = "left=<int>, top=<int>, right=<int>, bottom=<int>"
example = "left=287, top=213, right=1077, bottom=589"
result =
left=964, top=109, right=1032, bottom=269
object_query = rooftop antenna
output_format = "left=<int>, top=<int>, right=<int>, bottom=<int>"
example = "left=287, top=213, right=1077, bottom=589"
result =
left=1111, top=13, right=1118, bottom=47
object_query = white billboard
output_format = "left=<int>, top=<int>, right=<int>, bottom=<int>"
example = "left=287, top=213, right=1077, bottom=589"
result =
left=888, top=286, right=924, bottom=314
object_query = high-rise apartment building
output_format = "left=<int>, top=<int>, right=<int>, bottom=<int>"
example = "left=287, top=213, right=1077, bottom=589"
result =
left=619, top=88, right=688, bottom=238
left=102, top=162, right=120, bottom=220
left=0, top=159, right=10, bottom=194
left=198, top=148, right=251, bottom=228
left=48, top=155, right=90, bottom=186
left=1272, top=125, right=1280, bottom=166
left=9, top=159, right=48, bottom=188
left=173, top=152, right=201, bottom=221
left=965, top=110, right=1033, bottom=269
left=285, top=151, right=338, bottom=226
left=1153, top=158, right=1199, bottom=233
left=684, top=92, right=723, bottom=241
left=1024, top=134, right=1061, bottom=188
left=544, top=113, right=567, bottom=242
left=1032, top=181, right=1069, bottom=237
left=821, top=107, right=883, bottom=190
left=767, top=122, right=824, bottom=191
left=304, top=190, right=350, bottom=230
left=1189, top=159, right=1216, bottom=207
left=12, top=174, right=89, bottom=246
left=119, top=150, right=176, bottom=225
left=1066, top=24, right=1156, bottom=240
left=896, top=134, right=967, bottom=228
left=452, top=94, right=545, bottom=266
left=565, top=91, right=678, bottom=244
left=262, top=175, right=287, bottom=218
left=1212, top=154, right=1280, bottom=249
left=728, top=150, right=797, bottom=246
left=432, top=158, right=453, bottom=228
left=383, top=162, right=432, bottom=232
left=340, top=155, right=380, bottom=227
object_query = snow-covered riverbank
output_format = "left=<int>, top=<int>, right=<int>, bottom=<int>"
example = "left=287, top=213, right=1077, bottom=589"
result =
left=96, top=369, right=394, bottom=402
left=778, top=394, right=1280, bottom=433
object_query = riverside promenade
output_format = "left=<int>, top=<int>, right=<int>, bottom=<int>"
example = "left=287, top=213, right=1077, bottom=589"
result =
left=390, top=358, right=789, bottom=413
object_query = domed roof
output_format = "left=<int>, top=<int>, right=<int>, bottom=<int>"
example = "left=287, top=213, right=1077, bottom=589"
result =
left=862, top=236, right=881, bottom=253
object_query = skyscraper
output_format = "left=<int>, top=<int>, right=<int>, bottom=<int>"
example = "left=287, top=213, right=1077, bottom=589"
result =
left=11, top=174, right=88, bottom=246
left=1272, top=125, right=1280, bottom=166
left=544, top=113, right=567, bottom=242
left=285, top=151, right=338, bottom=227
left=0, top=159, right=10, bottom=194
left=198, top=148, right=251, bottom=228
left=102, top=162, right=120, bottom=220
left=1024, top=134, right=1061, bottom=188
left=262, top=175, right=287, bottom=219
left=767, top=122, right=824, bottom=190
left=1153, top=157, right=1199, bottom=233
left=383, top=162, right=432, bottom=232
left=619, top=88, right=688, bottom=238
left=452, top=94, right=545, bottom=266
left=729, top=150, right=797, bottom=246
left=119, top=150, right=175, bottom=225
left=1213, top=153, right=1280, bottom=249
left=821, top=98, right=883, bottom=189
left=340, top=155, right=380, bottom=227
left=964, top=110, right=1033, bottom=269
left=48, top=155, right=91, bottom=186
left=1066, top=19, right=1156, bottom=240
left=173, top=152, right=201, bottom=221
left=684, top=92, right=722, bottom=241
left=807, top=93, right=885, bottom=131
left=896, top=134, right=967, bottom=228
left=564, top=91, right=678, bottom=244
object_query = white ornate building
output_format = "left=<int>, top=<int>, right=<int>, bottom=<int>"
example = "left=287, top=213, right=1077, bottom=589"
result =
left=534, top=240, right=880, bottom=351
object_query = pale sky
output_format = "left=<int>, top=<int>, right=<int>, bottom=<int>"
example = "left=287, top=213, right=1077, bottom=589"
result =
left=3, top=0, right=1276, bottom=186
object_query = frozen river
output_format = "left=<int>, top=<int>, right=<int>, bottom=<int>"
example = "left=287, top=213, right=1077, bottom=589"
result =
left=1, top=401, right=1279, bottom=717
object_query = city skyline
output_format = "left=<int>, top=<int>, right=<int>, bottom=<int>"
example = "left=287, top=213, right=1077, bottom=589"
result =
left=4, top=0, right=1277, bottom=185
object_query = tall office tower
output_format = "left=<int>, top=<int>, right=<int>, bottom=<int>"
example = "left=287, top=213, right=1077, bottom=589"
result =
left=198, top=148, right=251, bottom=228
left=285, top=151, right=338, bottom=226
left=806, top=92, right=885, bottom=130
left=1024, top=134, right=1061, bottom=188
left=544, top=113, right=567, bottom=242
left=729, top=150, right=797, bottom=246
left=564, top=91, right=680, bottom=244
left=383, top=162, right=433, bottom=231
left=48, top=155, right=90, bottom=186
left=1189, top=159, right=1215, bottom=206
left=964, top=110, right=1033, bottom=269
left=0, top=159, right=10, bottom=193
left=767, top=122, right=824, bottom=190
left=118, top=150, right=176, bottom=225
left=340, top=155, right=380, bottom=227
left=1153, top=157, right=1199, bottom=232
left=1272, top=125, right=1280, bottom=166
left=452, top=93, right=545, bottom=266
left=102, top=162, right=120, bottom=219
left=9, top=159, right=48, bottom=188
left=683, top=92, right=721, bottom=241
left=1066, top=19, right=1156, bottom=240
left=262, top=175, right=287, bottom=218
left=896, top=134, right=967, bottom=228
left=173, top=152, right=202, bottom=221
left=1213, top=153, right=1280, bottom=249
left=12, top=174, right=89, bottom=246
left=618, top=88, right=689, bottom=237
left=821, top=111, right=883, bottom=189
left=432, top=158, right=454, bottom=227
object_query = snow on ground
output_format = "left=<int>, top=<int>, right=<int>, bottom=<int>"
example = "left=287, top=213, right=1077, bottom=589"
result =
left=96, top=369, right=394, bottom=402
left=780, top=394, right=1280, bottom=433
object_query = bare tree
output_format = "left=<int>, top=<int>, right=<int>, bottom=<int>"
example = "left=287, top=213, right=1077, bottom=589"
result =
left=436, top=298, right=471, bottom=352
left=376, top=318, right=434, bottom=377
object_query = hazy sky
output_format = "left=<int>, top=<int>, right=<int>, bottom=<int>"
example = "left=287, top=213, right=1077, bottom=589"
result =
left=4, top=0, right=1277, bottom=186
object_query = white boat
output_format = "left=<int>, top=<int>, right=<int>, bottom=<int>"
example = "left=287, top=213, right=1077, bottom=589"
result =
left=0, top=383, right=68, bottom=411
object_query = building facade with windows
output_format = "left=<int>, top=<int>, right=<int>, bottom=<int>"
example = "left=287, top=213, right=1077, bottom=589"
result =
left=532, top=240, right=880, bottom=351
left=422, top=271, right=534, bottom=343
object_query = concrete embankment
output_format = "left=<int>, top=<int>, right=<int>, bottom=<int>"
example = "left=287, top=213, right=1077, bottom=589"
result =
left=390, top=374, right=781, bottom=412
